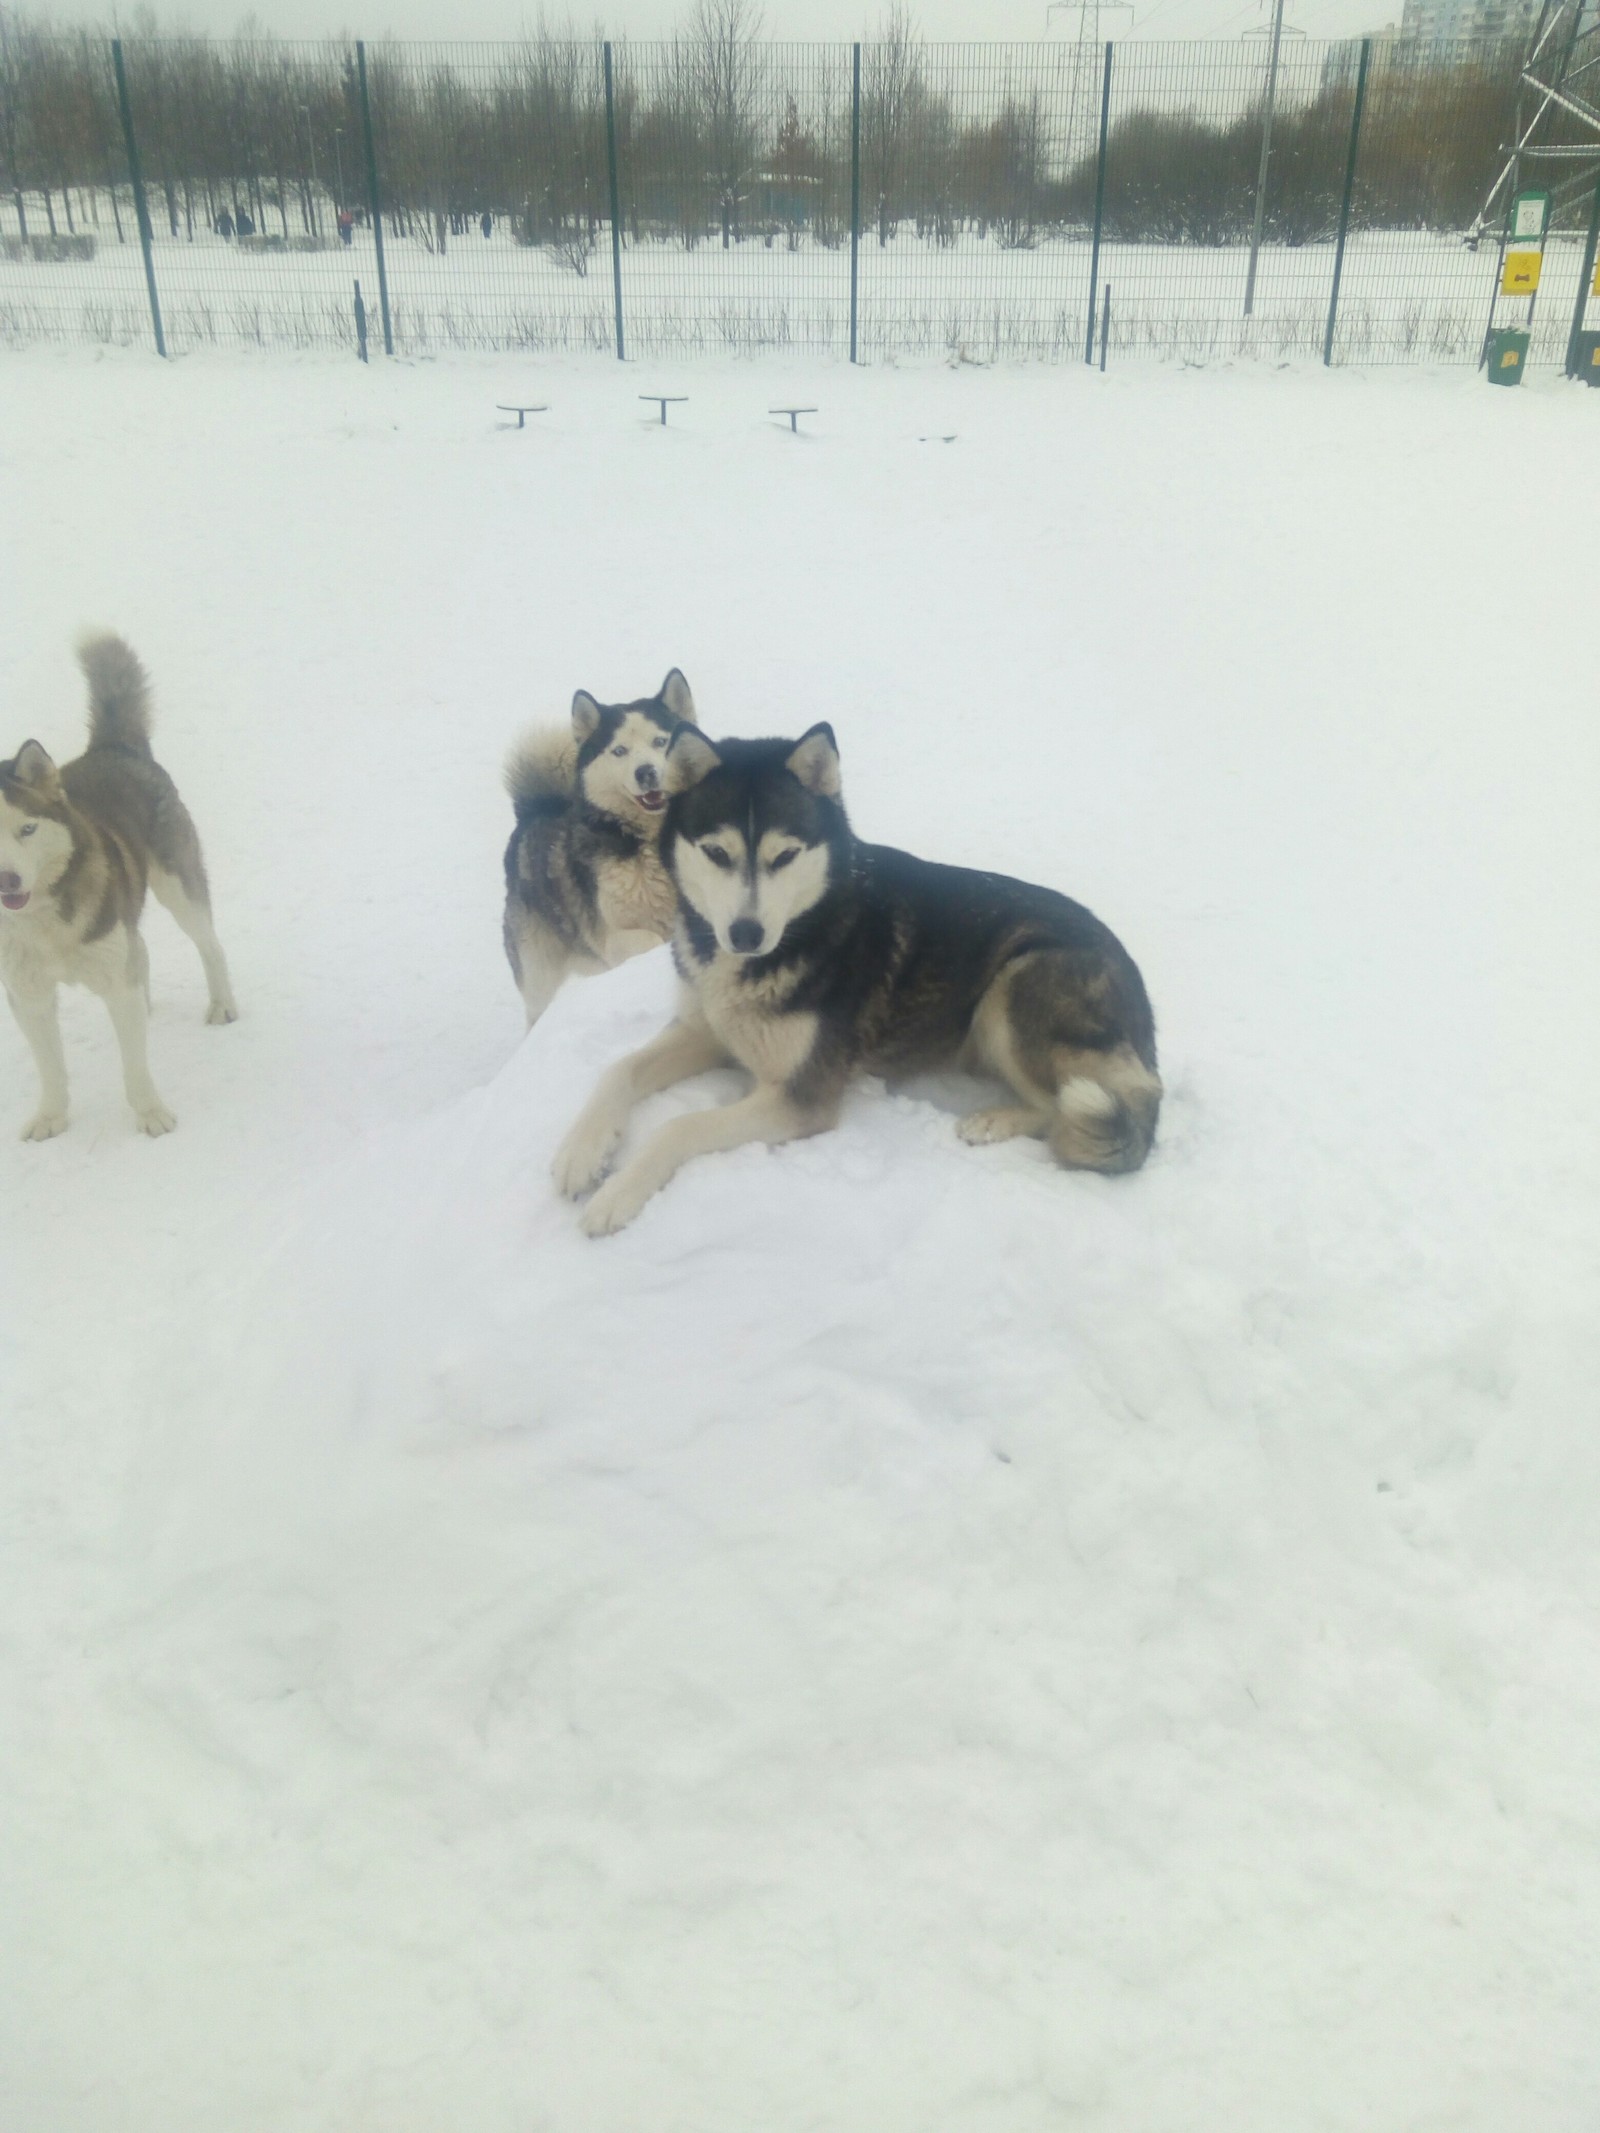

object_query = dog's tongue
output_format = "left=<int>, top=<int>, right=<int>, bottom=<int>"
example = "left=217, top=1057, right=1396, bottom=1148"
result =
left=1, top=891, right=29, bottom=911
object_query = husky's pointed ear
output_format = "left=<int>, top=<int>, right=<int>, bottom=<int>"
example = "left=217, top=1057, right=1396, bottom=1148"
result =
left=664, top=725, right=721, bottom=795
left=571, top=690, right=602, bottom=745
left=784, top=723, right=841, bottom=799
left=6, top=740, right=60, bottom=793
left=658, top=668, right=697, bottom=727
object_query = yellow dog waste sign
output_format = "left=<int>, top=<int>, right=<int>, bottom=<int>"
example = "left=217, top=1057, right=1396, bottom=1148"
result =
left=1502, top=249, right=1542, bottom=296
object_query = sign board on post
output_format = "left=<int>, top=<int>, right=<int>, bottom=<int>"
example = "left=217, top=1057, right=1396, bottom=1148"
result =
left=1511, top=188, right=1552, bottom=242
left=1503, top=249, right=1543, bottom=295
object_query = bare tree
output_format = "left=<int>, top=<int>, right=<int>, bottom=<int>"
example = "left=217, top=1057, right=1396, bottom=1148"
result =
left=686, top=0, right=764, bottom=248
left=862, top=0, right=924, bottom=246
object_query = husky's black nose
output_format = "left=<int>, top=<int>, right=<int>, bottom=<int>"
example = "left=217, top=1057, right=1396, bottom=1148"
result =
left=635, top=762, right=659, bottom=793
left=0, top=871, right=21, bottom=894
left=728, top=918, right=763, bottom=954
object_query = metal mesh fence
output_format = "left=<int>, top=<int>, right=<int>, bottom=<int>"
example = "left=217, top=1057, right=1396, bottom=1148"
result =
left=0, top=25, right=142, bottom=346
left=613, top=41, right=853, bottom=356
left=366, top=40, right=614, bottom=355
left=121, top=40, right=369, bottom=354
left=2, top=28, right=1594, bottom=370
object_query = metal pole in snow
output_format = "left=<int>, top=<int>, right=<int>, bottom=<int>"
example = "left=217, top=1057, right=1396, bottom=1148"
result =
left=1085, top=42, right=1113, bottom=365
left=1243, top=0, right=1288, bottom=318
left=112, top=40, right=165, bottom=357
left=1566, top=171, right=1600, bottom=376
left=603, top=43, right=626, bottom=362
left=1323, top=38, right=1370, bottom=367
left=356, top=42, right=393, bottom=358
left=849, top=43, right=862, bottom=364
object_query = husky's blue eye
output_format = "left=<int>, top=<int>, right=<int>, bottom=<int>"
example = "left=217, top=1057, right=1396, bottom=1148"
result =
left=703, top=845, right=735, bottom=870
left=18, top=823, right=37, bottom=839
left=768, top=847, right=798, bottom=871
left=652, top=736, right=668, bottom=749
left=611, top=744, right=628, bottom=758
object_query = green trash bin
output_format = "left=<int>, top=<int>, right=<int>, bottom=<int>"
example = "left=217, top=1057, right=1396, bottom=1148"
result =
left=1573, top=329, right=1600, bottom=386
left=1486, top=326, right=1530, bottom=386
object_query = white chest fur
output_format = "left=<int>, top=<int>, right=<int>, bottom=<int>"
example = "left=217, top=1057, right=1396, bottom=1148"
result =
left=689, top=947, right=819, bottom=1090
left=595, top=846, right=678, bottom=945
left=1, top=909, right=134, bottom=999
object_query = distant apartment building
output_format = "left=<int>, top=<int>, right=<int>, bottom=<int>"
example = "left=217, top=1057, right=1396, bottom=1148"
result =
left=1398, top=0, right=1538, bottom=43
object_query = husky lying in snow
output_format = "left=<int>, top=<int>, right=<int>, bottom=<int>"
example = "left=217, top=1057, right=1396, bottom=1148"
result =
left=0, top=633, right=238, bottom=1140
left=501, top=670, right=697, bottom=1027
left=554, top=720, right=1161, bottom=1234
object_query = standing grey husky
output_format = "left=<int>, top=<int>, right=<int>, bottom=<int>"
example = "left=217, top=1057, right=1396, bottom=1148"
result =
left=501, top=671, right=697, bottom=1027
left=554, top=722, right=1161, bottom=1234
left=0, top=633, right=237, bottom=1140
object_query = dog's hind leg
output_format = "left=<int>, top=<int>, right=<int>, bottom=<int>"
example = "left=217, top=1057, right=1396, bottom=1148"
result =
left=1048, top=1047, right=1161, bottom=1175
left=506, top=909, right=570, bottom=1030
left=966, top=953, right=1160, bottom=1175
left=148, top=864, right=238, bottom=1025
left=7, top=983, right=70, bottom=1140
left=101, top=980, right=175, bottom=1136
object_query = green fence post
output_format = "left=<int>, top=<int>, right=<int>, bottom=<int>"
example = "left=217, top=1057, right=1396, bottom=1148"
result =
left=356, top=41, right=393, bottom=357
left=1566, top=171, right=1600, bottom=377
left=1323, top=37, right=1370, bottom=368
left=1085, top=42, right=1112, bottom=366
left=603, top=42, right=625, bottom=362
left=848, top=43, right=862, bottom=364
left=111, top=40, right=164, bottom=358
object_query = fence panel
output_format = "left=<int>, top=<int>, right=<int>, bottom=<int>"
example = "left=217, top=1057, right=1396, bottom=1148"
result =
left=1332, top=37, right=1530, bottom=364
left=111, top=39, right=371, bottom=355
left=852, top=41, right=1101, bottom=364
left=1099, top=38, right=1359, bottom=364
left=366, top=39, right=614, bottom=357
left=0, top=31, right=148, bottom=348
left=610, top=40, right=853, bottom=358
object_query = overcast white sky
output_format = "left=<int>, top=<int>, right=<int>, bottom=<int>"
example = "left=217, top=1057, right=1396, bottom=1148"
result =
left=33, top=0, right=1397, bottom=52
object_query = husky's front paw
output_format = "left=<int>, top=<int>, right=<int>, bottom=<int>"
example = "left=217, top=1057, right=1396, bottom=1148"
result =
left=579, top=1167, right=653, bottom=1237
left=206, top=998, right=239, bottom=1026
left=21, top=1108, right=68, bottom=1142
left=957, top=1105, right=1049, bottom=1146
left=135, top=1101, right=177, bottom=1136
left=553, top=1113, right=622, bottom=1199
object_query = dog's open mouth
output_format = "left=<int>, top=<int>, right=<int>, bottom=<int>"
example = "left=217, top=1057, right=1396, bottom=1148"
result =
left=1, top=890, right=30, bottom=912
left=636, top=791, right=666, bottom=812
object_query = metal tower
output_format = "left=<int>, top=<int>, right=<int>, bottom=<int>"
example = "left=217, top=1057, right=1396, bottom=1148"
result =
left=1470, top=0, right=1600, bottom=243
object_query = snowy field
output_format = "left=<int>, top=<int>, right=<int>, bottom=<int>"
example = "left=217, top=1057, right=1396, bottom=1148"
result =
left=5, top=222, right=1584, bottom=364
left=2, top=348, right=1599, bottom=2132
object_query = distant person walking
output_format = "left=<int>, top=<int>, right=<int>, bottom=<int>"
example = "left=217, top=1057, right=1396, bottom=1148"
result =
left=215, top=209, right=234, bottom=240
left=235, top=208, right=255, bottom=237
left=481, top=210, right=492, bottom=239
left=337, top=208, right=355, bottom=247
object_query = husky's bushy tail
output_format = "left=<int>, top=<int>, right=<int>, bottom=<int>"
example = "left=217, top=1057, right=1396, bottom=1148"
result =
left=1050, top=1050, right=1162, bottom=1175
left=504, top=726, right=577, bottom=824
left=77, top=631, right=153, bottom=755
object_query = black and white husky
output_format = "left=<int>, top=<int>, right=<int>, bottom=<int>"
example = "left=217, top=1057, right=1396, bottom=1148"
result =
left=502, top=671, right=696, bottom=1027
left=554, top=722, right=1160, bottom=1234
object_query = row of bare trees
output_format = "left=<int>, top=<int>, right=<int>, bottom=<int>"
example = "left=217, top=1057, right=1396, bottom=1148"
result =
left=0, top=2, right=1530, bottom=259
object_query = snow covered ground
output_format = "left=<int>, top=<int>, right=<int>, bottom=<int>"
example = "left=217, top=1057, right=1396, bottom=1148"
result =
left=2, top=347, right=1598, bottom=2132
